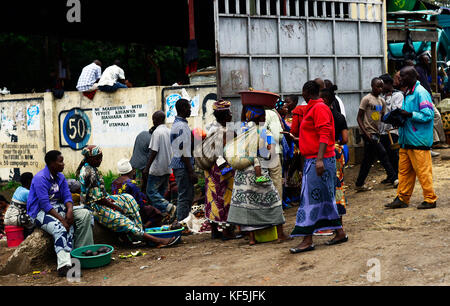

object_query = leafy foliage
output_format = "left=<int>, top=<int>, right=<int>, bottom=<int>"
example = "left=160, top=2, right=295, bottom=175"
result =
left=0, top=33, right=215, bottom=94
left=0, top=180, right=21, bottom=192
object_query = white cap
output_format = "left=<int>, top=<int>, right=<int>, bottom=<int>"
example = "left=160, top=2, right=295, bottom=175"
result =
left=117, top=158, right=133, bottom=175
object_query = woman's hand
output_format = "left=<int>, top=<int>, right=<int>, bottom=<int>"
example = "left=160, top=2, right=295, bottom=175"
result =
left=316, top=159, right=325, bottom=177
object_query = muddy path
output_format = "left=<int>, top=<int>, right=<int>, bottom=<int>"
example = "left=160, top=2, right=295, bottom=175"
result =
left=1, top=149, right=450, bottom=286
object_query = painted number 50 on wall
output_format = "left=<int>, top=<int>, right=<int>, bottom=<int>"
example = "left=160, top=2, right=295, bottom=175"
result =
left=60, top=108, right=92, bottom=150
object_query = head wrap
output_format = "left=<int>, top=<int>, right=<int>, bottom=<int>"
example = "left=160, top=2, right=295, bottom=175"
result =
left=243, top=105, right=265, bottom=122
left=76, top=145, right=102, bottom=178
left=117, top=158, right=133, bottom=175
left=275, top=99, right=285, bottom=111
left=213, top=100, right=231, bottom=111
left=81, top=145, right=102, bottom=158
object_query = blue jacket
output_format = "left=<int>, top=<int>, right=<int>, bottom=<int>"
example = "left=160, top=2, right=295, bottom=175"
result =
left=398, top=81, right=434, bottom=149
left=27, top=166, right=73, bottom=219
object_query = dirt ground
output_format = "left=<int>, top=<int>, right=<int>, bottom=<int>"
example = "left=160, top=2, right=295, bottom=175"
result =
left=1, top=149, right=450, bottom=286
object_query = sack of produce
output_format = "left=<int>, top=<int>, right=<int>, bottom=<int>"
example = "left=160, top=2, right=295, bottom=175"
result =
left=194, top=129, right=222, bottom=170
left=224, top=125, right=259, bottom=170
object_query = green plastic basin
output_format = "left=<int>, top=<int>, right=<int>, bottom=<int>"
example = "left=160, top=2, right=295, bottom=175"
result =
left=71, top=244, right=114, bottom=269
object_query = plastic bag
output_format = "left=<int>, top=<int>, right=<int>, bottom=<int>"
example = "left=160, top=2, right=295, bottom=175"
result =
left=194, top=130, right=221, bottom=170
left=224, top=125, right=259, bottom=170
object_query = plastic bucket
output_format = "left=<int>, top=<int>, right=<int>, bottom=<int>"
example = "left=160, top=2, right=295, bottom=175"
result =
left=5, top=226, right=24, bottom=248
left=255, top=226, right=278, bottom=243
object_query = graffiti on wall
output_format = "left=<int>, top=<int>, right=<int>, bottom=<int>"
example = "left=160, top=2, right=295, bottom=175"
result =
left=0, top=98, right=45, bottom=181
left=162, top=85, right=217, bottom=125
left=0, top=143, right=41, bottom=169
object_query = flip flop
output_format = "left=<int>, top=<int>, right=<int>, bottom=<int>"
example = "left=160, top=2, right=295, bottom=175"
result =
left=325, top=236, right=348, bottom=246
left=157, top=236, right=181, bottom=248
left=289, top=245, right=315, bottom=254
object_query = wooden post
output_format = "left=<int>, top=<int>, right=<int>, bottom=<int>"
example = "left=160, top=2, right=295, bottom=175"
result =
left=189, top=0, right=195, bottom=40
left=431, top=41, right=438, bottom=93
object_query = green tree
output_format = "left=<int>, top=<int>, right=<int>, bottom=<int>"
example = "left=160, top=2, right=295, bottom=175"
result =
left=0, top=33, right=215, bottom=94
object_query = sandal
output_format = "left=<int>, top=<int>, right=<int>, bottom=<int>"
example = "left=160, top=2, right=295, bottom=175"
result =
left=290, top=245, right=315, bottom=254
left=325, top=236, right=348, bottom=246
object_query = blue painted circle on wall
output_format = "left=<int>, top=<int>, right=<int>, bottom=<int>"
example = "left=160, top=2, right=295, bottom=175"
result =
left=63, top=109, right=91, bottom=150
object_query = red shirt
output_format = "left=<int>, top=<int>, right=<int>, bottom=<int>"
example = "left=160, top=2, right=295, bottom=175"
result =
left=299, top=99, right=335, bottom=159
left=291, top=105, right=307, bottom=138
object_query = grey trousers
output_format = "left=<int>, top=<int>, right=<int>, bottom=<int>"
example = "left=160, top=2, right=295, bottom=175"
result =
left=73, top=207, right=94, bottom=249
left=173, top=168, right=195, bottom=222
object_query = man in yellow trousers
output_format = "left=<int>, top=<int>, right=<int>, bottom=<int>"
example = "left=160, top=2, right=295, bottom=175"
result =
left=385, top=66, right=438, bottom=210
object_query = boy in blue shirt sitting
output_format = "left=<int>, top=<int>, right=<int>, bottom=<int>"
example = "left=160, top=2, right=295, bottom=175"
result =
left=4, top=172, right=35, bottom=238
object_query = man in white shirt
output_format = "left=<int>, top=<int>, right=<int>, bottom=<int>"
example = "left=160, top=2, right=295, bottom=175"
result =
left=263, top=108, right=284, bottom=200
left=379, top=74, right=404, bottom=179
left=143, top=111, right=176, bottom=221
left=98, top=60, right=128, bottom=93
left=76, top=60, right=102, bottom=92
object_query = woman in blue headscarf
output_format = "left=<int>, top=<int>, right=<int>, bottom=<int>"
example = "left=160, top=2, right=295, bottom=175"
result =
left=227, top=105, right=289, bottom=245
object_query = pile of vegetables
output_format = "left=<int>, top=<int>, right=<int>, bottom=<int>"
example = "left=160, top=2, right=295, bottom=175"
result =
left=82, top=246, right=111, bottom=257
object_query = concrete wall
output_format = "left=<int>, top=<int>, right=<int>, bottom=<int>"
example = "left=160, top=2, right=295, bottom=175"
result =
left=0, top=84, right=367, bottom=181
left=0, top=85, right=218, bottom=181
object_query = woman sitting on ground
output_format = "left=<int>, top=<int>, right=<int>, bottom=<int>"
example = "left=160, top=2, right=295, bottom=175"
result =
left=76, top=145, right=179, bottom=247
left=112, top=159, right=164, bottom=229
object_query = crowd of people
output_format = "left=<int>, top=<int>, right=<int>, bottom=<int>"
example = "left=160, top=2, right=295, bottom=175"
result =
left=0, top=59, right=445, bottom=277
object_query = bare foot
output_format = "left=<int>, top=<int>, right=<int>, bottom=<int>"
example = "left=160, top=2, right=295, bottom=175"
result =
left=156, top=237, right=177, bottom=248
left=277, top=234, right=292, bottom=243
left=249, top=232, right=256, bottom=246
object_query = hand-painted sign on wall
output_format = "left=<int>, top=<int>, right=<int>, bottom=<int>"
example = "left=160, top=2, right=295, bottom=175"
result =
left=91, top=104, right=149, bottom=148
left=61, top=108, right=92, bottom=151
left=0, top=143, right=41, bottom=169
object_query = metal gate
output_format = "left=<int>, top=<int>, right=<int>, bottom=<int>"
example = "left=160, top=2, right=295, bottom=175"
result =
left=214, top=0, right=386, bottom=126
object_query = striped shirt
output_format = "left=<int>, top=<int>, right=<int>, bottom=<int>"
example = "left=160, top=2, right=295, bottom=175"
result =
left=76, top=63, right=102, bottom=92
left=169, top=116, right=194, bottom=169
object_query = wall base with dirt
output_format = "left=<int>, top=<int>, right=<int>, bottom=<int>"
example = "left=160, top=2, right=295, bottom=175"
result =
left=0, top=85, right=218, bottom=180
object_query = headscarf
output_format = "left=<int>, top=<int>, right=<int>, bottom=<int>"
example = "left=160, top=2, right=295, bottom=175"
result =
left=275, top=99, right=284, bottom=111
left=243, top=105, right=265, bottom=122
left=76, top=145, right=102, bottom=178
left=213, top=100, right=231, bottom=111
left=81, top=145, right=102, bottom=158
